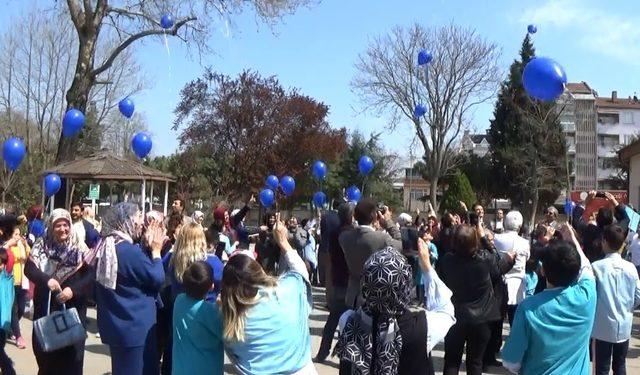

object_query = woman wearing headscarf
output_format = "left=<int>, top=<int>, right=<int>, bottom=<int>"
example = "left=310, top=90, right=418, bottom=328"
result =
left=334, top=240, right=455, bottom=375
left=24, top=209, right=94, bottom=375
left=191, top=211, right=205, bottom=229
left=92, top=203, right=166, bottom=375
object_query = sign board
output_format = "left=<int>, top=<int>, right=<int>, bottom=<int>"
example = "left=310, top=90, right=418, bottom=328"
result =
left=569, top=190, right=629, bottom=221
left=569, top=190, right=628, bottom=204
left=88, top=184, right=100, bottom=200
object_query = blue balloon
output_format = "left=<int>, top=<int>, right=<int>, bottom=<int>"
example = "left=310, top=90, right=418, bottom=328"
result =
left=131, top=132, right=153, bottom=159
left=414, top=104, right=427, bottom=118
left=62, top=109, right=85, bottom=138
left=564, top=199, right=575, bottom=215
left=2, top=137, right=26, bottom=172
left=266, top=175, right=279, bottom=191
left=280, top=175, right=296, bottom=196
left=313, top=191, right=327, bottom=208
left=118, top=97, right=135, bottom=118
left=259, top=188, right=275, bottom=207
left=312, top=160, right=327, bottom=180
left=346, top=185, right=361, bottom=203
left=358, top=156, right=374, bottom=175
left=161, top=14, right=174, bottom=29
left=522, top=57, right=567, bottom=101
left=418, top=49, right=433, bottom=65
left=44, top=173, right=62, bottom=197
left=527, top=24, right=537, bottom=34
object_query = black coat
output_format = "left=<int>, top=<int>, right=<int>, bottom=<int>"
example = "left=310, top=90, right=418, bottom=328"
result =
left=439, top=237, right=514, bottom=324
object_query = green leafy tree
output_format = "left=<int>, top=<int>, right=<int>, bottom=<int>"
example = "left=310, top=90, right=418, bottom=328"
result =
left=488, top=34, right=566, bottom=226
left=440, top=170, right=477, bottom=214
left=458, top=153, right=496, bottom=206
left=323, top=131, right=402, bottom=210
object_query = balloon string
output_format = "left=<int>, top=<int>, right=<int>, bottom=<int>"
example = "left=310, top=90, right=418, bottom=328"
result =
left=163, top=33, right=173, bottom=107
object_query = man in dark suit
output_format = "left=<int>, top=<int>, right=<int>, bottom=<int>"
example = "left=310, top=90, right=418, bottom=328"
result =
left=318, top=202, right=341, bottom=302
left=339, top=198, right=402, bottom=308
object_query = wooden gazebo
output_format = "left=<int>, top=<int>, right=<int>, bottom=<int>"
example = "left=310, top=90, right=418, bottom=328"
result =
left=44, top=150, right=175, bottom=215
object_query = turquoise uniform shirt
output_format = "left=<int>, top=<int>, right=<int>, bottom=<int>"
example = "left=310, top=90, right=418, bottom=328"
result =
left=172, top=294, right=224, bottom=375
left=502, top=269, right=596, bottom=374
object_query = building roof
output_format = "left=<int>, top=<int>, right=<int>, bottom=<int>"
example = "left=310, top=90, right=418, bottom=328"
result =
left=566, top=82, right=595, bottom=94
left=618, top=138, right=640, bottom=162
left=44, top=150, right=175, bottom=182
left=596, top=97, right=640, bottom=110
left=469, top=134, right=490, bottom=144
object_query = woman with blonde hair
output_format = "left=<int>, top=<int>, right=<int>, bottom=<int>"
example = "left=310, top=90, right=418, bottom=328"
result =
left=221, top=214, right=315, bottom=374
left=159, top=222, right=224, bottom=373
left=165, top=222, right=224, bottom=302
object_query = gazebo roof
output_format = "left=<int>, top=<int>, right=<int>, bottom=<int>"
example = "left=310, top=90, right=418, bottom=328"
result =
left=44, top=150, right=175, bottom=182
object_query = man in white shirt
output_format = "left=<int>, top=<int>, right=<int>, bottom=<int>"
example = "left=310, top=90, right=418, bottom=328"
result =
left=70, top=201, right=100, bottom=248
left=491, top=209, right=505, bottom=234
left=591, top=225, right=640, bottom=375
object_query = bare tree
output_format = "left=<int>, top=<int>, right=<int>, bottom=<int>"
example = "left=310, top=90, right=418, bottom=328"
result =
left=0, top=6, right=144, bottom=161
left=103, top=112, right=149, bottom=157
left=0, top=4, right=145, bottom=209
left=53, top=0, right=312, bottom=162
left=353, top=23, right=501, bottom=211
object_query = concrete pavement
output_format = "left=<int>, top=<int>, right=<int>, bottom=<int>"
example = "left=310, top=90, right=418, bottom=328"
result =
left=5, top=287, right=640, bottom=374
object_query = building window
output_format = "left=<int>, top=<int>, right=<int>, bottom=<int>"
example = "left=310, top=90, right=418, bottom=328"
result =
left=622, top=111, right=634, bottom=124
left=410, top=189, right=428, bottom=201
left=623, top=134, right=637, bottom=145
left=598, top=135, right=619, bottom=148
left=598, top=113, right=619, bottom=124
left=597, top=157, right=617, bottom=169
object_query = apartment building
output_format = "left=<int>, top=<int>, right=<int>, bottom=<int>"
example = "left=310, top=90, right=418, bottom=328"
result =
left=560, top=83, right=640, bottom=190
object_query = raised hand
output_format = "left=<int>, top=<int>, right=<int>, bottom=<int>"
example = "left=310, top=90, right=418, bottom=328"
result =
left=417, top=238, right=432, bottom=272
left=144, top=221, right=166, bottom=258
left=273, top=213, right=293, bottom=252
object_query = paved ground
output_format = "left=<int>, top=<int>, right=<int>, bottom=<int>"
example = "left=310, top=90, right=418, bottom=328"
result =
left=6, top=287, right=640, bottom=374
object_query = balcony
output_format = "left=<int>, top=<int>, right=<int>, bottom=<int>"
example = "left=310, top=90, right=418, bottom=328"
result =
left=597, top=148, right=618, bottom=158
left=597, top=168, right=619, bottom=180
left=561, top=121, right=576, bottom=133
left=567, top=144, right=576, bottom=154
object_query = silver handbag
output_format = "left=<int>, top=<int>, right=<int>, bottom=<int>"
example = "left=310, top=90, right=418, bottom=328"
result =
left=33, top=291, right=87, bottom=352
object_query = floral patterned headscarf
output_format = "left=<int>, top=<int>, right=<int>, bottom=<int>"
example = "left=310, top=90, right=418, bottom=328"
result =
left=30, top=209, right=88, bottom=282
left=334, top=247, right=414, bottom=375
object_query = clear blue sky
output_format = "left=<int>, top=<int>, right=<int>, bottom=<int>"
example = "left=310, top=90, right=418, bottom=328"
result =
left=4, top=0, right=640, bottom=160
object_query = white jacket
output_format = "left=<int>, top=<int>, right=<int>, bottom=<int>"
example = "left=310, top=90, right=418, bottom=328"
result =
left=494, top=231, right=530, bottom=305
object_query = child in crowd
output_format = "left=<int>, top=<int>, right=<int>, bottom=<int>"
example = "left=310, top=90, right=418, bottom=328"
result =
left=172, top=261, right=223, bottom=375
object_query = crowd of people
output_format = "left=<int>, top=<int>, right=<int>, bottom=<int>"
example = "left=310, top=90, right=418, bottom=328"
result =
left=0, top=189, right=637, bottom=374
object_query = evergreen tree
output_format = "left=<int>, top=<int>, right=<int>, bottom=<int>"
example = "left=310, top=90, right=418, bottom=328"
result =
left=440, top=170, right=477, bottom=214
left=323, top=131, right=402, bottom=210
left=488, top=34, right=566, bottom=227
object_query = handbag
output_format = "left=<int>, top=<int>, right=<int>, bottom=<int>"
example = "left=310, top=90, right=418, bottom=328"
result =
left=33, top=291, right=86, bottom=352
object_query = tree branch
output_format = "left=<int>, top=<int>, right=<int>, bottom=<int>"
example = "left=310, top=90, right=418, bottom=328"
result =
left=66, top=0, right=82, bottom=29
left=91, top=17, right=197, bottom=78
left=107, top=6, right=160, bottom=27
